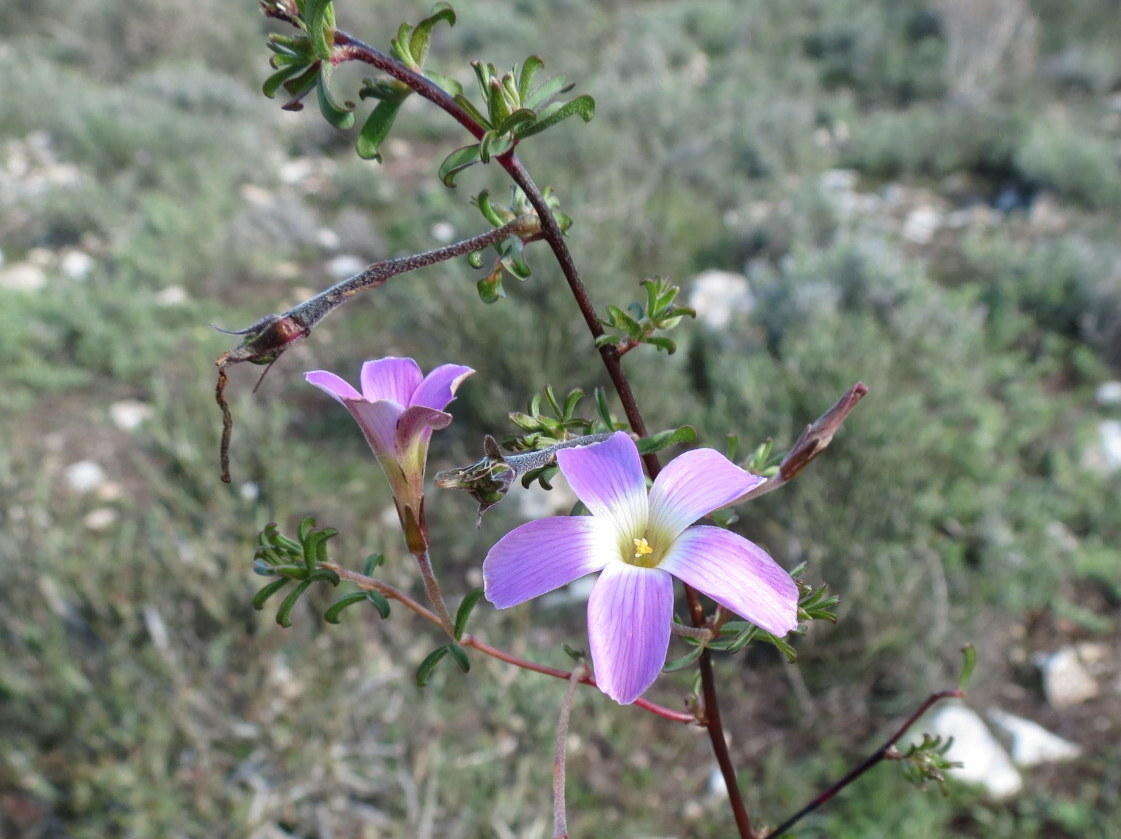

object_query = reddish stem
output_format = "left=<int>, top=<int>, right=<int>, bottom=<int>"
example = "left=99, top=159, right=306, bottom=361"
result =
left=761, top=690, right=965, bottom=838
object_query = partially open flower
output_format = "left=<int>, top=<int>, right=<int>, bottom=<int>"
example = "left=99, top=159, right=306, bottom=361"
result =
left=306, top=357, right=474, bottom=540
left=483, top=431, right=798, bottom=704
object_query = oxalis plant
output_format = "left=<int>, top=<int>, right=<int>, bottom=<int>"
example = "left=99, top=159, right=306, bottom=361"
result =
left=215, top=2, right=977, bottom=836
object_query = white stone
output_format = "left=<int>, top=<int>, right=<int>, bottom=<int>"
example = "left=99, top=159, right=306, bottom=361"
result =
left=64, top=460, right=107, bottom=494
left=1092, top=420, right=1121, bottom=472
left=820, top=168, right=858, bottom=192
left=1035, top=647, right=1100, bottom=708
left=986, top=708, right=1082, bottom=767
left=316, top=228, right=341, bottom=251
left=109, top=400, right=153, bottom=431
left=83, top=507, right=118, bottom=531
left=239, top=481, right=260, bottom=502
left=430, top=221, right=456, bottom=243
left=688, top=269, right=754, bottom=330
left=1095, top=381, right=1121, bottom=406
left=902, top=206, right=941, bottom=244
left=915, top=703, right=1022, bottom=799
left=239, top=183, right=274, bottom=208
left=278, top=157, right=314, bottom=185
left=0, top=262, right=46, bottom=292
left=327, top=254, right=366, bottom=279
left=155, top=285, right=189, bottom=306
left=58, top=250, right=92, bottom=280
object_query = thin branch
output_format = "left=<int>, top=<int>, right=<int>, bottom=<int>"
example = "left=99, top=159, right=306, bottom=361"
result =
left=553, top=662, right=587, bottom=839
left=761, top=689, right=965, bottom=839
left=321, top=562, right=695, bottom=724
left=412, top=549, right=456, bottom=637
left=671, top=622, right=714, bottom=642
left=221, top=218, right=528, bottom=367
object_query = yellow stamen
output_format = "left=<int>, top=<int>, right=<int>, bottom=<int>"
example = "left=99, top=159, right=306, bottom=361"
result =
left=632, top=537, right=654, bottom=560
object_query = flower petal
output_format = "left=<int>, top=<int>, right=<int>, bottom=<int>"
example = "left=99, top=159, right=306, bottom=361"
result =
left=410, top=364, right=475, bottom=411
left=305, top=370, right=362, bottom=402
left=484, top=516, right=613, bottom=608
left=344, top=399, right=402, bottom=457
left=648, top=449, right=764, bottom=538
left=360, top=357, right=423, bottom=405
left=556, top=431, right=648, bottom=537
left=395, top=405, right=452, bottom=450
left=587, top=562, right=674, bottom=704
left=660, top=526, right=798, bottom=637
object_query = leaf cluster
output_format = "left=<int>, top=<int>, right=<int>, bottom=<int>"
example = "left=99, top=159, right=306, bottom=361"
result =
left=595, top=278, right=696, bottom=355
left=465, top=188, right=569, bottom=303
left=415, top=589, right=483, bottom=687
left=251, top=519, right=390, bottom=626
left=894, top=733, right=961, bottom=794
left=438, top=54, right=595, bottom=185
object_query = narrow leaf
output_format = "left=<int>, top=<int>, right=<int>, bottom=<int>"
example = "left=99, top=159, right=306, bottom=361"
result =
left=356, top=95, right=407, bottom=161
left=264, top=63, right=306, bottom=99
left=453, top=588, right=485, bottom=639
left=409, top=2, right=456, bottom=68
left=438, top=143, right=481, bottom=187
left=663, top=645, right=704, bottom=672
left=447, top=643, right=470, bottom=673
left=517, top=95, right=595, bottom=139
left=275, top=578, right=314, bottom=628
left=522, top=74, right=573, bottom=110
left=317, top=73, right=355, bottom=130
left=517, top=55, right=544, bottom=101
left=366, top=589, right=391, bottom=618
left=416, top=645, right=450, bottom=687
left=324, top=591, right=369, bottom=623
left=958, top=643, right=976, bottom=689
left=253, top=579, right=289, bottom=610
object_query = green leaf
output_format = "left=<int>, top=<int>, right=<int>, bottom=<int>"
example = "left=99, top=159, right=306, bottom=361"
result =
left=275, top=578, right=314, bottom=628
left=359, top=78, right=407, bottom=100
left=453, top=587, right=485, bottom=640
left=645, top=335, right=677, bottom=354
left=363, top=553, right=385, bottom=575
left=562, top=388, right=584, bottom=420
left=297, top=516, right=316, bottom=546
left=438, top=143, right=481, bottom=187
left=517, top=95, right=596, bottom=139
left=453, top=93, right=490, bottom=129
left=474, top=190, right=506, bottom=227
left=252, top=578, right=289, bottom=610
left=467, top=250, right=485, bottom=269
left=324, top=591, right=369, bottom=623
left=636, top=425, right=697, bottom=455
left=304, top=0, right=336, bottom=60
left=356, top=95, right=407, bottom=161
left=958, top=643, right=976, bottom=690
left=281, top=63, right=321, bottom=107
left=447, top=643, right=470, bottom=673
left=389, top=22, right=415, bottom=67
left=478, top=130, right=514, bottom=163
left=409, top=2, right=456, bottom=68
left=366, top=589, right=391, bottom=619
left=498, top=108, right=537, bottom=136
left=317, top=72, right=355, bottom=129
left=425, top=71, right=462, bottom=96
left=517, top=55, right=544, bottom=101
left=663, top=645, right=704, bottom=672
left=594, top=388, right=615, bottom=429
left=522, top=75, right=573, bottom=110
left=263, top=63, right=307, bottom=99
left=416, top=645, right=449, bottom=687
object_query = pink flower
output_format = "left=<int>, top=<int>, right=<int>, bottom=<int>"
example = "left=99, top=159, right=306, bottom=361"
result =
left=483, top=431, right=798, bottom=704
left=305, top=358, right=474, bottom=522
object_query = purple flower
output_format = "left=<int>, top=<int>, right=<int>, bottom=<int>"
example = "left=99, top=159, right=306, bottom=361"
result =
left=305, top=357, right=474, bottom=519
left=483, top=431, right=798, bottom=704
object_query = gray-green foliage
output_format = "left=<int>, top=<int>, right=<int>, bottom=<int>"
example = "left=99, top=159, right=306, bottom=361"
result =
left=2, top=0, right=1120, bottom=836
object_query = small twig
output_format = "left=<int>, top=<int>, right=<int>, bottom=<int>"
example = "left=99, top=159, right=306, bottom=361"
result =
left=737, top=383, right=869, bottom=505
left=215, top=361, right=233, bottom=484
left=671, top=622, right=714, bottom=642
left=321, top=562, right=695, bottom=724
left=413, top=549, right=456, bottom=637
left=553, top=661, right=586, bottom=839
left=760, top=689, right=964, bottom=839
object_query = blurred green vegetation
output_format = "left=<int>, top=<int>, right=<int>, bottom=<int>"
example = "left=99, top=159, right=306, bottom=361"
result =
left=1, top=0, right=1120, bottom=836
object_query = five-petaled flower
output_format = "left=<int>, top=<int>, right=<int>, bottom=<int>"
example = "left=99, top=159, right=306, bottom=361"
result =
left=306, top=357, right=474, bottom=546
left=483, top=431, right=798, bottom=704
